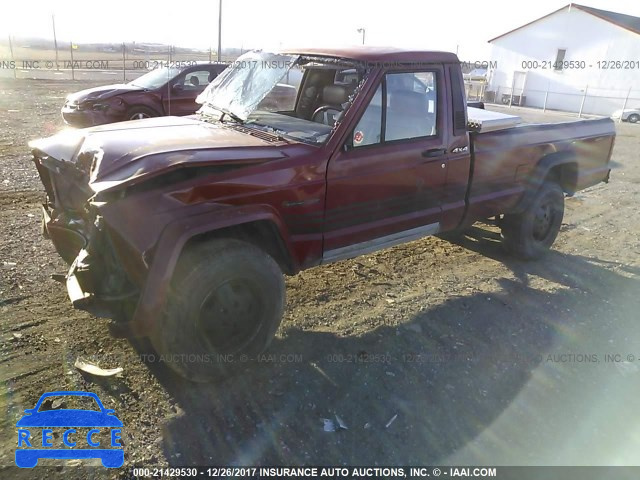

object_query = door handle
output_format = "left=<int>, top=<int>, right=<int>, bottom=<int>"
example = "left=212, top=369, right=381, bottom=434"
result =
left=421, top=148, right=447, bottom=158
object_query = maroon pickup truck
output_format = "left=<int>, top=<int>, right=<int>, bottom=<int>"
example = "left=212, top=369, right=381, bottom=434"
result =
left=30, top=47, right=615, bottom=381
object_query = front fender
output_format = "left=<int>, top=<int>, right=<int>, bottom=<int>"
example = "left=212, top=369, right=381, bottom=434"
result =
left=127, top=203, right=294, bottom=336
left=121, top=93, right=164, bottom=117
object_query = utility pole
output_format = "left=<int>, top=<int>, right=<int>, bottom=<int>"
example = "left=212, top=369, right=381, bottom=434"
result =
left=357, top=27, right=366, bottom=45
left=69, top=41, right=75, bottom=80
left=217, top=0, right=222, bottom=62
left=52, top=14, right=59, bottom=70
left=8, top=35, right=16, bottom=79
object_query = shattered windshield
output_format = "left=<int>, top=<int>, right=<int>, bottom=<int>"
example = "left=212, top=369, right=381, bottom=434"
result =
left=196, top=51, right=299, bottom=121
left=197, top=51, right=367, bottom=145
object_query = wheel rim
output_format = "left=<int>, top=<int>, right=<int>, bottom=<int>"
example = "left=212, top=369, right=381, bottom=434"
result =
left=196, top=278, right=263, bottom=353
left=629, top=115, right=639, bottom=123
left=130, top=112, right=149, bottom=120
left=532, top=198, right=554, bottom=241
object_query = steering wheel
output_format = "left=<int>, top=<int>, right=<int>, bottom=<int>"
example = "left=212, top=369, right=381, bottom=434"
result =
left=312, top=105, right=341, bottom=125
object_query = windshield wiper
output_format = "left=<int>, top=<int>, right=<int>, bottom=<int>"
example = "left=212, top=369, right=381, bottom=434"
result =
left=204, top=104, right=244, bottom=124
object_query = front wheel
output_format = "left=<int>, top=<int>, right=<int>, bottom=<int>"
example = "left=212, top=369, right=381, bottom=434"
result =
left=126, top=106, right=157, bottom=121
left=628, top=114, right=639, bottom=124
left=150, top=238, right=285, bottom=382
left=501, top=181, right=565, bottom=260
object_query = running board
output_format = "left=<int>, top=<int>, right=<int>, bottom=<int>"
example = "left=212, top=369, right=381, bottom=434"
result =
left=322, top=222, right=440, bottom=264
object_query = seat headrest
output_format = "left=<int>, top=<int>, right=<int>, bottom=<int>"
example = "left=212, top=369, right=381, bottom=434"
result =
left=322, top=85, right=348, bottom=106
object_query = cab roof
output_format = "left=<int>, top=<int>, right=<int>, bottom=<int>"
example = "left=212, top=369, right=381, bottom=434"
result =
left=280, top=46, right=460, bottom=65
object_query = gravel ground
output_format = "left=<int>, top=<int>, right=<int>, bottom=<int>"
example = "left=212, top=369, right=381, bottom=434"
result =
left=1, top=79, right=639, bottom=479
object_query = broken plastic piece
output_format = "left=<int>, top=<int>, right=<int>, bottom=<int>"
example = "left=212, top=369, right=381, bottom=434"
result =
left=322, top=418, right=336, bottom=432
left=385, top=414, right=398, bottom=429
left=335, top=414, right=348, bottom=430
left=74, top=357, right=123, bottom=377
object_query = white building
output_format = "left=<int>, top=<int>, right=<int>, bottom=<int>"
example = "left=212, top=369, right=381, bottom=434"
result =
left=487, top=3, right=640, bottom=115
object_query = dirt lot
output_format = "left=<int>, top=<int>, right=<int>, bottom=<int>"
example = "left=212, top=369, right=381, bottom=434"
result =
left=1, top=79, right=639, bottom=478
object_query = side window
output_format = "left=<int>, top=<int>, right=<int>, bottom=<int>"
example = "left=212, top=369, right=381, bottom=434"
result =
left=351, top=71, right=437, bottom=148
left=386, top=72, right=437, bottom=141
left=181, top=70, right=213, bottom=90
left=352, top=85, right=382, bottom=147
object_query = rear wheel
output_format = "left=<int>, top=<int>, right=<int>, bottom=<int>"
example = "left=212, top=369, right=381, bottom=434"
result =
left=126, top=106, right=157, bottom=121
left=628, top=114, right=639, bottom=124
left=501, top=181, right=564, bottom=260
left=150, top=238, right=285, bottom=382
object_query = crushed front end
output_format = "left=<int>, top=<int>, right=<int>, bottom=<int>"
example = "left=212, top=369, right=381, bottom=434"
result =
left=31, top=135, right=140, bottom=321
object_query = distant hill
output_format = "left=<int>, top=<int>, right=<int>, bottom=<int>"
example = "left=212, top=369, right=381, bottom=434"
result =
left=1, top=36, right=246, bottom=57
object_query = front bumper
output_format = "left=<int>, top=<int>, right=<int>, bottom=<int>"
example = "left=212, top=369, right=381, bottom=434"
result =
left=42, top=202, right=137, bottom=306
left=61, top=107, right=118, bottom=128
left=37, top=152, right=140, bottom=328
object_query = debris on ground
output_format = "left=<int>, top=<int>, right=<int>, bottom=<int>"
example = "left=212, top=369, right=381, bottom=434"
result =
left=74, top=357, right=123, bottom=377
left=335, top=414, right=348, bottom=430
left=322, top=418, right=336, bottom=432
left=385, top=414, right=398, bottom=429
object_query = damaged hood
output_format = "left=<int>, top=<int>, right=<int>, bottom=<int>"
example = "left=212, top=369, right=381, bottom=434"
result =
left=65, top=84, right=143, bottom=104
left=29, top=116, right=291, bottom=193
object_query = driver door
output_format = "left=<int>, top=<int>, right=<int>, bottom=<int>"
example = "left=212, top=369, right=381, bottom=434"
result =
left=323, top=67, right=447, bottom=262
left=163, top=68, right=214, bottom=116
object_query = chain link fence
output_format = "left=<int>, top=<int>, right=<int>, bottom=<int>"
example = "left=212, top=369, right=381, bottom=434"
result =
left=470, top=73, right=639, bottom=120
left=0, top=42, right=241, bottom=82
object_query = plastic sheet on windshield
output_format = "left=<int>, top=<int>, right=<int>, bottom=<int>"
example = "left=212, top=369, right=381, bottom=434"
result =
left=197, top=51, right=300, bottom=121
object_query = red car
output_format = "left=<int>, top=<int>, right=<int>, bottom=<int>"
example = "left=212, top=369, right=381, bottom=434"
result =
left=61, top=63, right=227, bottom=127
left=32, top=48, right=614, bottom=381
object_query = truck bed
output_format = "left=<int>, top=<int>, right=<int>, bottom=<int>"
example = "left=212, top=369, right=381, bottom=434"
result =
left=464, top=117, right=616, bottom=221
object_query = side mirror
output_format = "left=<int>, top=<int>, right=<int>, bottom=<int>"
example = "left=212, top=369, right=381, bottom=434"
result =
left=171, top=83, right=184, bottom=93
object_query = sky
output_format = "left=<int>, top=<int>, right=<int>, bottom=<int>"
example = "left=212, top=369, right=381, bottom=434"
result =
left=2, top=0, right=640, bottom=60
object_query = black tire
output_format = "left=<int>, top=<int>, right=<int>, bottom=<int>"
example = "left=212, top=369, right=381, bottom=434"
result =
left=628, top=114, right=640, bottom=124
left=501, top=181, right=564, bottom=260
left=150, top=238, right=285, bottom=382
left=126, top=105, right=157, bottom=121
